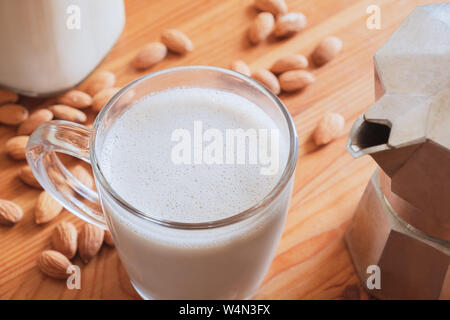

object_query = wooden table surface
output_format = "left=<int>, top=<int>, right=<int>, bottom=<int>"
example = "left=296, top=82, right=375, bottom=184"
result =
left=0, top=0, right=443, bottom=300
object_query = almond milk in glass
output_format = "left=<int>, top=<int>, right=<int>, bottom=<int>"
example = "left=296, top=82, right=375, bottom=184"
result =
left=26, top=66, right=298, bottom=299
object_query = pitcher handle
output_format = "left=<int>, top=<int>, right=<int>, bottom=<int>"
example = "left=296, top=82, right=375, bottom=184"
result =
left=26, top=120, right=107, bottom=229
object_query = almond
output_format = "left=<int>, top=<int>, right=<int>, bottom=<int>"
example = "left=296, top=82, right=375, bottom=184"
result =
left=57, top=90, right=92, bottom=109
left=72, top=164, right=94, bottom=189
left=0, top=89, right=19, bottom=105
left=0, top=104, right=28, bottom=125
left=17, top=109, right=53, bottom=135
left=279, top=70, right=315, bottom=92
left=230, top=60, right=251, bottom=77
left=132, top=42, right=167, bottom=70
left=161, top=29, right=194, bottom=54
left=47, top=165, right=68, bottom=193
left=18, top=165, right=42, bottom=189
left=104, top=230, right=115, bottom=247
left=116, top=89, right=136, bottom=110
left=92, top=87, right=120, bottom=113
left=274, top=12, right=307, bottom=37
left=5, top=135, right=29, bottom=160
left=313, top=112, right=345, bottom=146
left=83, top=71, right=116, bottom=96
left=48, top=105, right=87, bottom=123
left=0, top=199, right=23, bottom=226
left=252, top=69, right=280, bottom=95
left=312, top=36, right=343, bottom=66
left=52, top=221, right=78, bottom=259
left=78, top=223, right=104, bottom=263
left=254, top=0, right=287, bottom=15
left=248, top=12, right=275, bottom=44
left=35, top=191, right=63, bottom=224
left=38, top=250, right=73, bottom=279
left=271, top=54, right=308, bottom=74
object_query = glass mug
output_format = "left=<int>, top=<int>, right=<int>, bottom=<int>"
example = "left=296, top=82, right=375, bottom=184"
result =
left=26, top=66, right=298, bottom=299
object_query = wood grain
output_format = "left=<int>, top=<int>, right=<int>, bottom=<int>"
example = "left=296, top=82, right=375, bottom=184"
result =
left=0, top=0, right=443, bottom=300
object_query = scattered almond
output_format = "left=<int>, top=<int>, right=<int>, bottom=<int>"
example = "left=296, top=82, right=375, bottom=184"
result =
left=248, top=12, right=275, bottom=44
left=78, top=223, right=104, bottom=263
left=92, top=87, right=120, bottom=112
left=72, top=165, right=94, bottom=189
left=252, top=69, right=280, bottom=95
left=104, top=230, right=115, bottom=247
left=57, top=90, right=92, bottom=109
left=38, top=250, right=73, bottom=279
left=5, top=135, right=29, bottom=160
left=0, top=89, right=19, bottom=105
left=254, top=0, right=287, bottom=15
left=132, top=42, right=167, bottom=70
left=161, top=29, right=194, bottom=54
left=18, top=165, right=42, bottom=189
left=279, top=70, right=315, bottom=92
left=271, top=54, right=308, bottom=74
left=0, top=199, right=23, bottom=226
left=274, top=12, right=307, bottom=37
left=83, top=71, right=116, bottom=96
left=52, top=221, right=78, bottom=259
left=48, top=105, right=87, bottom=123
left=47, top=165, right=67, bottom=191
left=230, top=60, right=251, bottom=77
left=0, top=104, right=28, bottom=125
left=35, top=191, right=63, bottom=224
left=17, top=109, right=53, bottom=135
left=312, top=36, right=343, bottom=66
left=116, top=89, right=136, bottom=110
left=313, top=112, right=345, bottom=146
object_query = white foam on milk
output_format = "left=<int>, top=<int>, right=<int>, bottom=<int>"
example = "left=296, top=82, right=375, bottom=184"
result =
left=100, top=87, right=288, bottom=223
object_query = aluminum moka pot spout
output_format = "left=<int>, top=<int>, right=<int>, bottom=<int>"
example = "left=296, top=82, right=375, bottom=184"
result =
left=346, top=115, right=408, bottom=177
left=346, top=111, right=426, bottom=179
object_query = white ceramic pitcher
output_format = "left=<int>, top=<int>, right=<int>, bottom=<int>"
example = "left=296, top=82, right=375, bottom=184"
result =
left=0, top=0, right=125, bottom=96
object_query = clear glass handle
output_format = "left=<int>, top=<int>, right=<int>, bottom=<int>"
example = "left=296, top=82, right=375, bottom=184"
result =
left=26, top=120, right=106, bottom=229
